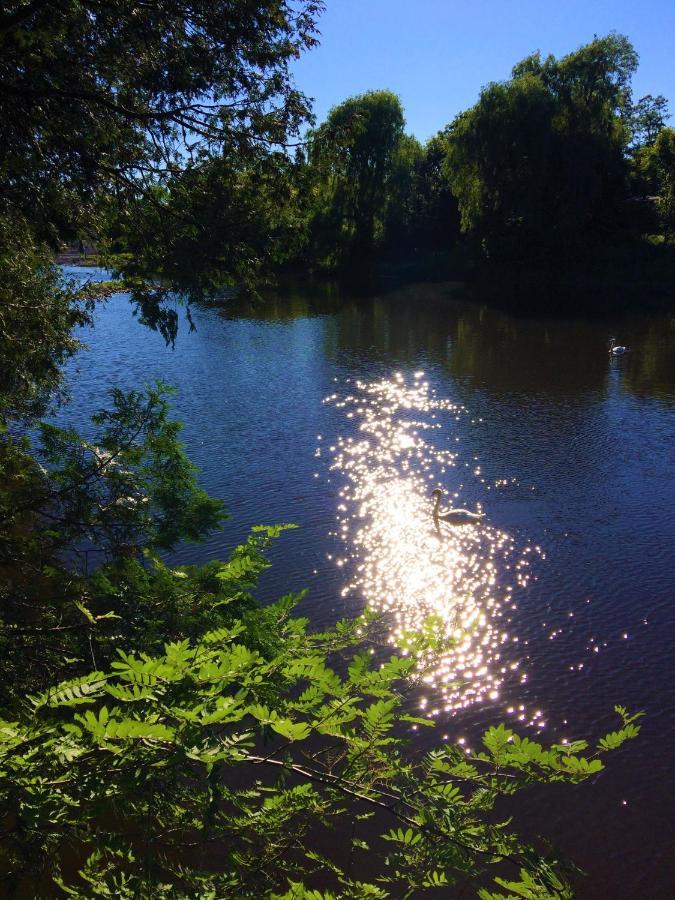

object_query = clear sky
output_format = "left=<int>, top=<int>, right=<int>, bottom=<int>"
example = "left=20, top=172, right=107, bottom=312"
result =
left=292, top=0, right=675, bottom=141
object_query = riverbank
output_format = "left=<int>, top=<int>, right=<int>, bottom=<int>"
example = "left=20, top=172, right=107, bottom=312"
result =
left=61, top=231, right=675, bottom=319
left=55, top=243, right=100, bottom=266
left=463, top=234, right=675, bottom=316
left=330, top=238, right=675, bottom=316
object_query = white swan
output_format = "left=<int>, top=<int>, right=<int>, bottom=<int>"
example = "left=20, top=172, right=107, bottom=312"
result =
left=431, top=488, right=485, bottom=529
left=609, top=338, right=628, bottom=355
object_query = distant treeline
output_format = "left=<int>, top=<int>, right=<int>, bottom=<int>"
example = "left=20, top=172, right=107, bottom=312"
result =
left=103, top=34, right=674, bottom=308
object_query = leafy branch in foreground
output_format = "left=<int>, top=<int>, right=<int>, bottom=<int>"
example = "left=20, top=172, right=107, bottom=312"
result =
left=0, top=557, right=641, bottom=897
left=0, top=217, right=91, bottom=422
left=0, top=0, right=324, bottom=246
left=0, top=383, right=225, bottom=703
left=37, top=381, right=223, bottom=555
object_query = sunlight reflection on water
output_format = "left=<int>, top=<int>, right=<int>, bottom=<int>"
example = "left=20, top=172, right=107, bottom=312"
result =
left=323, top=372, right=542, bottom=717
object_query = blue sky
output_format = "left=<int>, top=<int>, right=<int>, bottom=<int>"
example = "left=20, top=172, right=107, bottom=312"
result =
left=292, top=0, right=675, bottom=141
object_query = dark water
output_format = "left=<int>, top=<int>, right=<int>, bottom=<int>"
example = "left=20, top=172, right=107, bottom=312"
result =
left=60, top=268, right=675, bottom=898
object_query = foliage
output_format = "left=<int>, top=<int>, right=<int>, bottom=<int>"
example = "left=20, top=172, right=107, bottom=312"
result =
left=510, top=33, right=637, bottom=117
left=0, top=218, right=91, bottom=421
left=632, top=128, right=675, bottom=229
left=651, top=128, right=675, bottom=230
left=0, top=0, right=323, bottom=245
left=379, top=134, right=425, bottom=255
left=629, top=94, right=670, bottom=148
left=375, top=132, right=462, bottom=260
left=0, top=546, right=642, bottom=896
left=408, top=134, right=461, bottom=254
left=105, top=148, right=305, bottom=299
left=0, top=0, right=326, bottom=403
left=305, top=91, right=406, bottom=265
left=444, top=75, right=558, bottom=261
left=0, top=385, right=224, bottom=704
left=444, top=34, right=638, bottom=262
left=38, top=383, right=223, bottom=554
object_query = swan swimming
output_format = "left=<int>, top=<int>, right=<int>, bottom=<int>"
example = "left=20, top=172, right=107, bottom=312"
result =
left=431, top=488, right=485, bottom=530
left=609, top=338, right=628, bottom=355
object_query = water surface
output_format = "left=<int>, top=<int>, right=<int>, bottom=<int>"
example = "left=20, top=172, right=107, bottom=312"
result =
left=61, top=268, right=675, bottom=897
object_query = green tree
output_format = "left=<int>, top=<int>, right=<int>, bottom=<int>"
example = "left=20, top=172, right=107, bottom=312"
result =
left=306, top=91, right=406, bottom=264
left=0, top=1, right=324, bottom=417
left=445, top=34, right=638, bottom=261
left=106, top=148, right=305, bottom=300
left=0, top=0, right=323, bottom=246
left=646, top=128, right=675, bottom=230
left=379, top=133, right=461, bottom=259
left=0, top=385, right=224, bottom=704
left=412, top=134, right=461, bottom=253
left=629, top=94, right=670, bottom=148
left=381, top=134, right=425, bottom=255
left=444, top=74, right=557, bottom=260
left=0, top=218, right=91, bottom=421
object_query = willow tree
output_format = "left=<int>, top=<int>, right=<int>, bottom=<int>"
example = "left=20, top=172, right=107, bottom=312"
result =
left=444, top=34, right=638, bottom=261
left=444, top=74, right=557, bottom=261
left=306, top=90, right=406, bottom=264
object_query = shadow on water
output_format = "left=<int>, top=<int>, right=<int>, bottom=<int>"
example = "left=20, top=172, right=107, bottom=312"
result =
left=213, top=279, right=675, bottom=403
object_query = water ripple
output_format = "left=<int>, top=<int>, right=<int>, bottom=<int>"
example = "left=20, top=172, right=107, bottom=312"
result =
left=324, top=372, right=540, bottom=715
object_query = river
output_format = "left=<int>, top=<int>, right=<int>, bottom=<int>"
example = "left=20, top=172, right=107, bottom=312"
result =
left=59, top=267, right=675, bottom=898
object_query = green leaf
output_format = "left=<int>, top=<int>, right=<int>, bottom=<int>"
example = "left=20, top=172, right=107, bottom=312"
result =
left=29, top=673, right=107, bottom=710
left=270, top=719, right=311, bottom=742
left=422, top=870, right=449, bottom=887
left=73, top=599, right=97, bottom=625
left=598, top=724, right=641, bottom=751
left=383, top=827, right=422, bottom=845
left=364, top=699, right=396, bottom=733
left=482, top=723, right=513, bottom=762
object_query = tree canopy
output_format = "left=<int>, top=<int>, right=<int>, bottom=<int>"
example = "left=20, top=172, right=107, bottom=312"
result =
left=630, top=94, right=670, bottom=148
left=106, top=148, right=305, bottom=299
left=0, top=0, right=323, bottom=244
left=0, top=0, right=325, bottom=406
left=305, top=90, right=406, bottom=264
left=444, top=34, right=639, bottom=262
left=643, top=127, right=675, bottom=229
